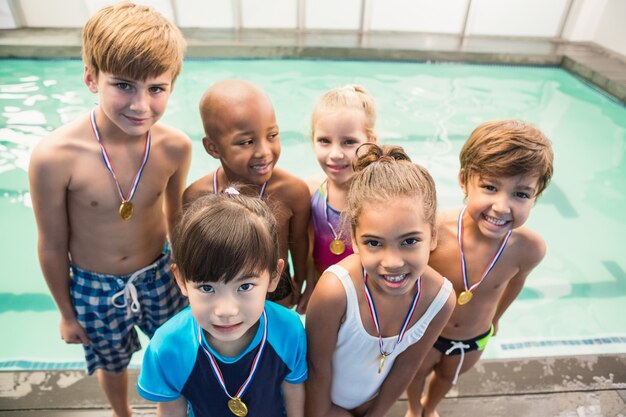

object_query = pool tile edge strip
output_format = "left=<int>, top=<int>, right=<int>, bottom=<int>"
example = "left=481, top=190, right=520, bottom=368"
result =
left=2, top=336, right=624, bottom=371
left=0, top=360, right=141, bottom=371
left=499, top=335, right=626, bottom=351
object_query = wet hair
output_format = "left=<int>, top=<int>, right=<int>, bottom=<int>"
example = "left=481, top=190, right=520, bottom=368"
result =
left=82, top=2, right=186, bottom=82
left=172, top=191, right=279, bottom=283
left=311, top=84, right=377, bottom=142
left=460, top=120, right=554, bottom=198
left=346, top=143, right=437, bottom=234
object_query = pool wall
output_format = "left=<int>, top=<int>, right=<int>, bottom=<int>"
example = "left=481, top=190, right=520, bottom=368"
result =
left=1, top=0, right=626, bottom=61
left=1, top=1, right=626, bottom=103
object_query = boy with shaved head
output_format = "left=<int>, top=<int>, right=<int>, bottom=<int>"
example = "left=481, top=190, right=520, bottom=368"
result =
left=184, top=79, right=311, bottom=312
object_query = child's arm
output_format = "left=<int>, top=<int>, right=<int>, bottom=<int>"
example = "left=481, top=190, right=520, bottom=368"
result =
left=493, top=233, right=546, bottom=335
left=156, top=398, right=187, bottom=417
left=365, top=290, right=455, bottom=417
left=289, top=181, right=312, bottom=311
left=298, top=216, right=318, bottom=315
left=182, top=173, right=213, bottom=208
left=28, top=139, right=89, bottom=345
left=305, top=272, right=352, bottom=417
left=163, top=133, right=192, bottom=237
left=282, top=381, right=305, bottom=417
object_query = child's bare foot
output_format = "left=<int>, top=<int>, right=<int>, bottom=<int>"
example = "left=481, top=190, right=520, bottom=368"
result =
left=423, top=408, right=440, bottom=417
left=112, top=406, right=133, bottom=417
left=404, top=400, right=423, bottom=417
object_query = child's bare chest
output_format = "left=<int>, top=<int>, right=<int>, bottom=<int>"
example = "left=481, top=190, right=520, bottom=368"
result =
left=431, top=236, right=519, bottom=296
left=68, top=142, right=172, bottom=213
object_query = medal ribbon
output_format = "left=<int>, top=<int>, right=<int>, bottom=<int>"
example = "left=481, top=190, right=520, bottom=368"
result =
left=213, top=167, right=267, bottom=198
left=323, top=180, right=342, bottom=241
left=90, top=109, right=151, bottom=204
left=457, top=206, right=512, bottom=294
left=198, top=310, right=268, bottom=402
left=362, top=267, right=421, bottom=359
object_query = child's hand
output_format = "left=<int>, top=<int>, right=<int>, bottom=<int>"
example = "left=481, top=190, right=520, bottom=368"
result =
left=60, top=317, right=90, bottom=346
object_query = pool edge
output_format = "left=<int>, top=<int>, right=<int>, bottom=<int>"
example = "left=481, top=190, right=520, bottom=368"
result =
left=1, top=28, right=625, bottom=104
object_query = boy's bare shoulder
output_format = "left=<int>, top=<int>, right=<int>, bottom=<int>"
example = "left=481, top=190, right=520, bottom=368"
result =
left=183, top=173, right=215, bottom=206
left=30, top=116, right=91, bottom=167
left=270, top=168, right=311, bottom=201
left=434, top=208, right=460, bottom=241
left=437, top=208, right=461, bottom=224
left=150, top=122, right=192, bottom=155
left=510, top=226, right=546, bottom=269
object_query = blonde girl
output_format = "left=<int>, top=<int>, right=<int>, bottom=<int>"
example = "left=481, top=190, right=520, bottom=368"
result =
left=301, top=85, right=377, bottom=313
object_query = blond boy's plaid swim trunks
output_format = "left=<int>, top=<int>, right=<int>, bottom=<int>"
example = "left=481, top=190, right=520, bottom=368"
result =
left=70, top=247, right=187, bottom=374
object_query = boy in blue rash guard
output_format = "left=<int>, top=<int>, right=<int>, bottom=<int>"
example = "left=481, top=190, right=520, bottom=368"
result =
left=138, top=191, right=307, bottom=417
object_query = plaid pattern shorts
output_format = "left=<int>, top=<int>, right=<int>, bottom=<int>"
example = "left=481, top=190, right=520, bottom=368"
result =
left=70, top=248, right=187, bottom=374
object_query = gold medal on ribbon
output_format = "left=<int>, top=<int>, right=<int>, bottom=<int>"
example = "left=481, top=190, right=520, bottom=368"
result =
left=329, top=239, right=346, bottom=255
left=457, top=290, right=473, bottom=305
left=119, top=201, right=134, bottom=221
left=378, top=353, right=387, bottom=374
left=90, top=110, right=149, bottom=224
left=228, top=397, right=248, bottom=417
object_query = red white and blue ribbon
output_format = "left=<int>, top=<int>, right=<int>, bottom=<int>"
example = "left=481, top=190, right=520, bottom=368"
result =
left=213, top=167, right=267, bottom=198
left=198, top=310, right=267, bottom=401
left=362, top=267, right=421, bottom=358
left=323, top=180, right=341, bottom=241
left=457, top=206, right=512, bottom=294
left=90, top=109, right=151, bottom=204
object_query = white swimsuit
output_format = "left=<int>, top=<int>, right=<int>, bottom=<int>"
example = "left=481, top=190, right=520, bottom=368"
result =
left=327, top=264, right=452, bottom=409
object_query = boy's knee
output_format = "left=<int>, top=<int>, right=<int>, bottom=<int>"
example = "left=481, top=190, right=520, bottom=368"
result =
left=413, top=365, right=433, bottom=381
left=433, top=362, right=463, bottom=382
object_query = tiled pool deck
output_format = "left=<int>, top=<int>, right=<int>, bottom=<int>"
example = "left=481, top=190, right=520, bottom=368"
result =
left=0, top=354, right=624, bottom=416
left=0, top=28, right=625, bottom=415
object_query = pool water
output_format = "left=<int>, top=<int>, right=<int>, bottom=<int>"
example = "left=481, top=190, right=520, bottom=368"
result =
left=1, top=58, right=625, bottom=370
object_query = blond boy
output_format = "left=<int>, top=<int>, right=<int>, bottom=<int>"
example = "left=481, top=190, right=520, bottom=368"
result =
left=28, top=4, right=191, bottom=416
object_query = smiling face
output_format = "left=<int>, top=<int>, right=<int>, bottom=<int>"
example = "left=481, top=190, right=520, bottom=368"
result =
left=174, top=263, right=281, bottom=355
left=84, top=68, right=173, bottom=138
left=202, top=82, right=281, bottom=186
left=312, top=109, right=372, bottom=186
left=352, top=196, right=436, bottom=296
left=461, top=172, right=539, bottom=239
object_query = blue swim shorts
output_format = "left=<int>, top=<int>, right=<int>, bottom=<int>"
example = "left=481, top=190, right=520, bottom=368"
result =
left=70, top=248, right=187, bottom=374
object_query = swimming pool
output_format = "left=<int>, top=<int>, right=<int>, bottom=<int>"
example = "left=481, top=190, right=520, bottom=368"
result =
left=1, top=58, right=625, bottom=370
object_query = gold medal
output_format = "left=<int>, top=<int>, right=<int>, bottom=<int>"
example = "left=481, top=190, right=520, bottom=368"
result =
left=329, top=239, right=346, bottom=255
left=119, top=201, right=134, bottom=221
left=378, top=353, right=387, bottom=374
left=458, top=290, right=473, bottom=305
left=228, top=397, right=248, bottom=416
left=91, top=110, right=149, bottom=224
